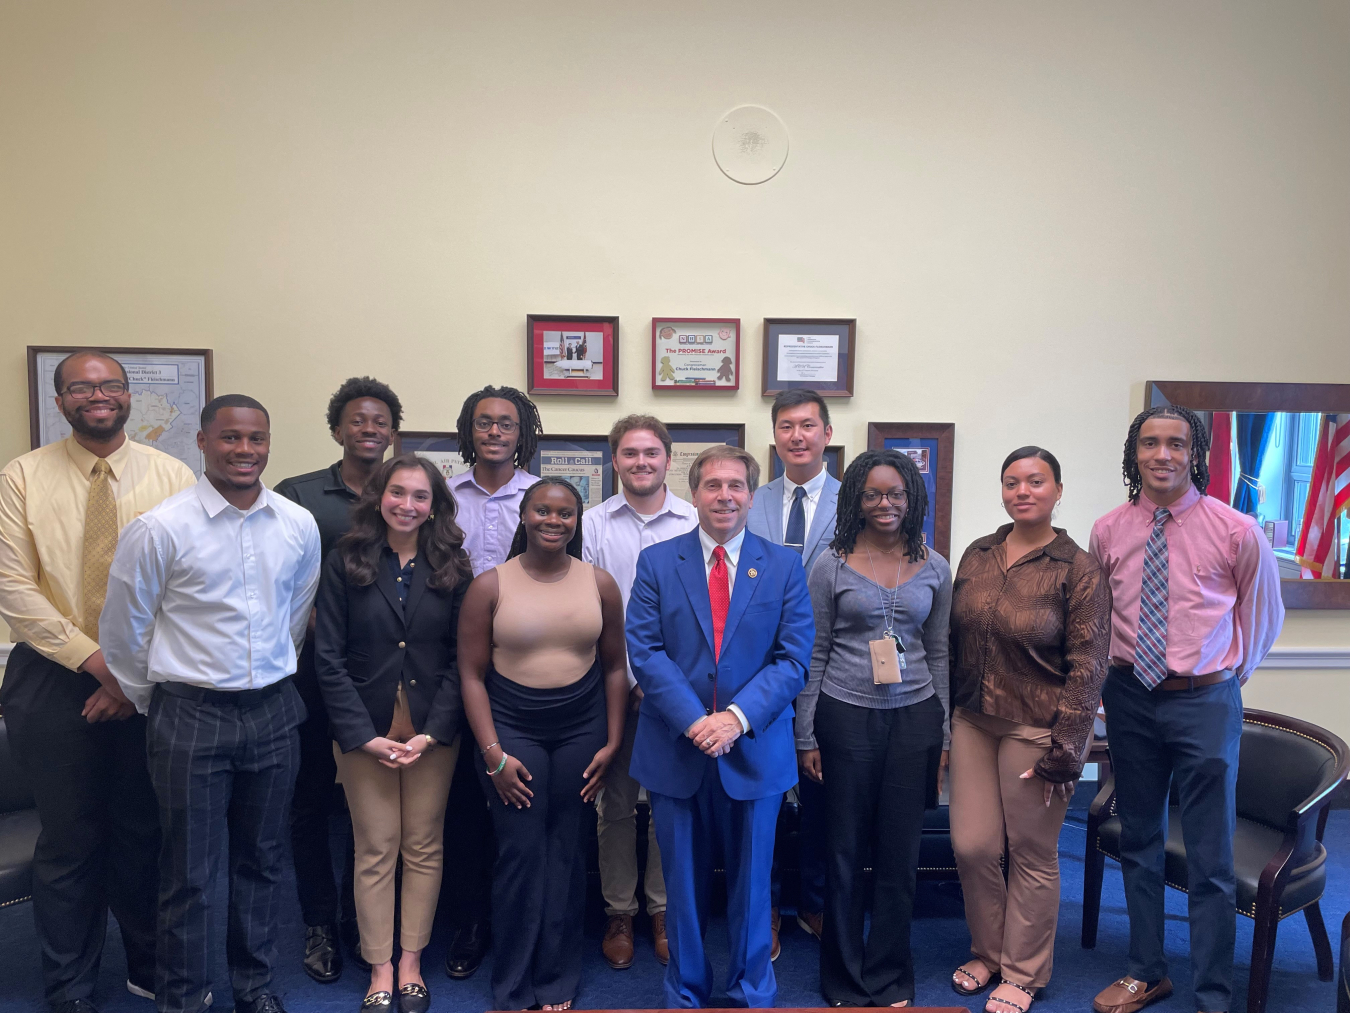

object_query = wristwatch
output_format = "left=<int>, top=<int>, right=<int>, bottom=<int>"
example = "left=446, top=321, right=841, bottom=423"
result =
left=423, top=734, right=437, bottom=750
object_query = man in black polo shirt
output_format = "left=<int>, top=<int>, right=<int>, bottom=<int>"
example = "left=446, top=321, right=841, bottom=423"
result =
left=274, top=376, right=403, bottom=983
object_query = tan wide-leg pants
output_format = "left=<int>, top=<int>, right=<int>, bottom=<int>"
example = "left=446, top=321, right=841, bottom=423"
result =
left=948, top=707, right=1070, bottom=989
left=596, top=708, right=667, bottom=917
left=333, top=735, right=460, bottom=964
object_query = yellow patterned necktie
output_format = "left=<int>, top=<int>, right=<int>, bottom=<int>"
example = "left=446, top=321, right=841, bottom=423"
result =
left=82, top=459, right=118, bottom=643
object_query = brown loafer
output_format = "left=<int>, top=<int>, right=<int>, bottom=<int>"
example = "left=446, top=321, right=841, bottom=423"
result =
left=1092, top=976, right=1172, bottom=1013
left=602, top=914, right=635, bottom=969
left=770, top=907, right=781, bottom=962
left=651, top=911, right=669, bottom=965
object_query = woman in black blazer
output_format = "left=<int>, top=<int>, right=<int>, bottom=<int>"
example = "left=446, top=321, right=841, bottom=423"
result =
left=316, top=453, right=473, bottom=1013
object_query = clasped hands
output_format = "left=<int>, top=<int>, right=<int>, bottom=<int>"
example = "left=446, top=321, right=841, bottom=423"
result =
left=360, top=734, right=432, bottom=770
left=686, top=710, right=742, bottom=758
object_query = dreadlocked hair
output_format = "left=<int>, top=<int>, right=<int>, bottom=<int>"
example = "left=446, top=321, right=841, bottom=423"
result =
left=455, top=385, right=543, bottom=469
left=830, top=449, right=929, bottom=563
left=506, top=478, right=585, bottom=561
left=1122, top=405, right=1210, bottom=504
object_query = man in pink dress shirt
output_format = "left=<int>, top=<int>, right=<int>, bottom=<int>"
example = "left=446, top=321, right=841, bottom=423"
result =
left=1089, top=406, right=1284, bottom=1013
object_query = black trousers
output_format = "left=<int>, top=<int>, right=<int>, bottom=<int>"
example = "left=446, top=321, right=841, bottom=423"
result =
left=815, top=692, right=944, bottom=1007
left=289, top=640, right=357, bottom=928
left=0, top=642, right=159, bottom=1005
left=146, top=678, right=304, bottom=1013
left=439, top=715, right=496, bottom=928
left=477, top=666, right=607, bottom=1010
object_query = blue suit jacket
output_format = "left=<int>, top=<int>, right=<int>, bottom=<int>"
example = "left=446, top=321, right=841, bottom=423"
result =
left=627, top=528, right=814, bottom=801
left=747, top=473, right=841, bottom=577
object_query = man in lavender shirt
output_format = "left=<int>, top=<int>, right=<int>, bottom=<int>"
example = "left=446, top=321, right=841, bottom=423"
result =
left=1089, top=405, right=1283, bottom=1013
left=583, top=415, right=698, bottom=971
left=440, top=385, right=543, bottom=979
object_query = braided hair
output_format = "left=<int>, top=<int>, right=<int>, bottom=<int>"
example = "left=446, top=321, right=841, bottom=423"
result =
left=506, top=478, right=585, bottom=561
left=1122, top=405, right=1210, bottom=503
left=455, top=385, right=543, bottom=469
left=830, top=449, right=929, bottom=563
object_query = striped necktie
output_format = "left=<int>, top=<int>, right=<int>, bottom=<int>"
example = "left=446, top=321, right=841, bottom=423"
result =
left=1135, top=506, right=1171, bottom=689
left=81, top=459, right=118, bottom=643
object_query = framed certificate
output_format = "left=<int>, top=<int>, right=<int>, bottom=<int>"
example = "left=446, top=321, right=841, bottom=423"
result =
left=665, top=423, right=746, bottom=494
left=526, top=314, right=619, bottom=397
left=394, top=431, right=472, bottom=481
left=652, top=318, right=741, bottom=391
left=530, top=434, right=614, bottom=509
left=770, top=444, right=844, bottom=481
left=28, top=345, right=214, bottom=476
left=761, top=318, right=856, bottom=397
left=867, top=422, right=955, bottom=559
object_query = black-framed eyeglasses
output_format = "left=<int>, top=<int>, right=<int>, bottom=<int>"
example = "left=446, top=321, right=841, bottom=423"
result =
left=62, top=381, right=128, bottom=399
left=861, top=490, right=908, bottom=507
left=472, top=417, right=518, bottom=434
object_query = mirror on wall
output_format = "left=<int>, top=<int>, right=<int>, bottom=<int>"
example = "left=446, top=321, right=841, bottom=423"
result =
left=1147, top=381, right=1350, bottom=609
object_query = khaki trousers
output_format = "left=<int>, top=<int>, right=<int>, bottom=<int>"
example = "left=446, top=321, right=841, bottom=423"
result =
left=595, top=707, right=666, bottom=916
left=948, top=707, right=1069, bottom=989
left=333, top=735, right=460, bottom=964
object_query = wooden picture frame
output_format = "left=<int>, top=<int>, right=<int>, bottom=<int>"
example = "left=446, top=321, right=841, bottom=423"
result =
left=761, top=318, right=857, bottom=397
left=664, top=422, right=747, bottom=496
left=530, top=434, right=614, bottom=509
left=652, top=318, right=741, bottom=391
left=525, top=314, right=619, bottom=397
left=1146, top=380, right=1350, bottom=609
left=769, top=444, right=844, bottom=481
left=867, top=422, right=955, bottom=559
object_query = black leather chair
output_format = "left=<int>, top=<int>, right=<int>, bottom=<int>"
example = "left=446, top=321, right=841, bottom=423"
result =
left=1081, top=707, right=1349, bottom=1013
left=0, top=714, right=42, bottom=909
left=1339, top=910, right=1350, bottom=1013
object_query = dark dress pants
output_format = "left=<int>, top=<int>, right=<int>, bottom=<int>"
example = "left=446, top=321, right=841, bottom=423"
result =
left=0, top=642, right=159, bottom=1005
left=815, top=692, right=944, bottom=1007
left=439, top=718, right=495, bottom=929
left=146, top=679, right=305, bottom=1013
left=289, top=640, right=356, bottom=929
left=770, top=763, right=827, bottom=916
left=1102, top=666, right=1243, bottom=1013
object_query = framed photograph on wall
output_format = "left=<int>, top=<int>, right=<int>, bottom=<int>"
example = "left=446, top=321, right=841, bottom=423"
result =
left=530, top=434, right=614, bottom=510
left=761, top=318, right=856, bottom=397
left=28, top=345, right=214, bottom=476
left=770, top=444, right=844, bottom=481
left=867, top=422, right=955, bottom=559
left=526, top=314, right=619, bottom=396
left=394, top=431, right=472, bottom=482
left=665, top=422, right=746, bottom=496
left=652, top=318, right=741, bottom=391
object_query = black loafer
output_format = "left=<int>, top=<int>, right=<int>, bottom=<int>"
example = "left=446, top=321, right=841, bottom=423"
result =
left=445, top=920, right=489, bottom=979
left=340, top=918, right=369, bottom=971
left=361, top=991, right=394, bottom=1012
left=238, top=996, right=288, bottom=1013
left=304, top=923, right=343, bottom=983
left=398, top=983, right=430, bottom=1013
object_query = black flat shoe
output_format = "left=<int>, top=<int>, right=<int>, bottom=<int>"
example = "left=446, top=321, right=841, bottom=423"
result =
left=360, top=991, right=393, bottom=1013
left=340, top=918, right=369, bottom=971
left=304, top=923, right=343, bottom=983
left=445, top=920, right=489, bottom=978
left=238, top=996, right=288, bottom=1013
left=398, top=983, right=430, bottom=1013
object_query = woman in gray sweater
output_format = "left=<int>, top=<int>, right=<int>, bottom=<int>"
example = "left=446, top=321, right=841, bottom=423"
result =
left=797, top=448, right=952, bottom=1009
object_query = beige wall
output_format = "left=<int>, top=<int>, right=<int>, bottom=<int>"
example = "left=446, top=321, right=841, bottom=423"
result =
left=2, top=2, right=1348, bottom=730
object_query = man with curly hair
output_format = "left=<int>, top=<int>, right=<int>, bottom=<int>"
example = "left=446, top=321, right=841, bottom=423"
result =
left=1088, top=405, right=1283, bottom=1013
left=274, top=376, right=403, bottom=983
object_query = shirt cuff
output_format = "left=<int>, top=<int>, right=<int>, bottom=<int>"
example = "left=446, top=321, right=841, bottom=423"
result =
left=727, top=703, right=750, bottom=735
left=53, top=631, right=101, bottom=673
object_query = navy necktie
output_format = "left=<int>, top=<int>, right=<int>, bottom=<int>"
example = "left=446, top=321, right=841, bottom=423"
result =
left=785, top=486, right=806, bottom=555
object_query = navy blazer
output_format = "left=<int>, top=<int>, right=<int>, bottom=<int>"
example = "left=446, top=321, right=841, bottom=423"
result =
left=747, top=473, right=841, bottom=577
left=626, top=528, right=814, bottom=801
left=314, top=547, right=467, bottom=753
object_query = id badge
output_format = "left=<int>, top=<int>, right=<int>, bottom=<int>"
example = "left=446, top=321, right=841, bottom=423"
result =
left=869, top=638, right=904, bottom=685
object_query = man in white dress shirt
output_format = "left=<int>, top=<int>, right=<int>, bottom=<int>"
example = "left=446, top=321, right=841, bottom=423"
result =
left=582, top=415, right=698, bottom=970
left=746, top=388, right=840, bottom=956
left=102, top=395, right=321, bottom=1013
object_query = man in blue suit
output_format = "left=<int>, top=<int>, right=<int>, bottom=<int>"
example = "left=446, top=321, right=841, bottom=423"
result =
left=746, top=389, right=839, bottom=953
left=628, top=444, right=814, bottom=1009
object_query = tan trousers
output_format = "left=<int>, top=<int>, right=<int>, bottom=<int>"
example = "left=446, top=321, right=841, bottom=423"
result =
left=333, top=735, right=460, bottom=964
left=948, top=707, right=1069, bottom=989
left=596, top=707, right=666, bottom=916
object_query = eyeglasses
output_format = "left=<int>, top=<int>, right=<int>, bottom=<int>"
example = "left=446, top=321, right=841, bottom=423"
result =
left=861, top=490, right=908, bottom=507
left=62, top=381, right=128, bottom=399
left=472, top=417, right=518, bottom=434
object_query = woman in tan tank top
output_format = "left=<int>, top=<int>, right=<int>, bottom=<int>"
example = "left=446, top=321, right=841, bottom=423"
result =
left=459, top=478, right=628, bottom=1012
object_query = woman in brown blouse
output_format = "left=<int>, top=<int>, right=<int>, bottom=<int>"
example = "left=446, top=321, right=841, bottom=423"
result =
left=947, top=447, right=1110, bottom=1013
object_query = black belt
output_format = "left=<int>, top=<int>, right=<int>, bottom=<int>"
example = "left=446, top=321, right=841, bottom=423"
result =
left=1110, top=663, right=1235, bottom=692
left=155, top=677, right=291, bottom=706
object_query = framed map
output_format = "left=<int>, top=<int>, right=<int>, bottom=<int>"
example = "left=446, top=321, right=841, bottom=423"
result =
left=28, top=346, right=214, bottom=476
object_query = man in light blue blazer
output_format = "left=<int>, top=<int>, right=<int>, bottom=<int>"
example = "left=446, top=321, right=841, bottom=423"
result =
left=628, top=445, right=814, bottom=1008
left=745, top=388, right=839, bottom=954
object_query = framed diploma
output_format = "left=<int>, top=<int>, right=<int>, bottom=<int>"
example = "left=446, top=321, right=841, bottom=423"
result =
left=652, top=318, right=741, bottom=391
left=394, top=431, right=472, bottom=481
left=867, top=422, right=955, bottom=560
left=770, top=444, right=844, bottom=481
left=529, top=434, right=614, bottom=509
left=665, top=423, right=747, bottom=494
left=526, top=314, right=619, bottom=397
left=761, top=318, right=856, bottom=397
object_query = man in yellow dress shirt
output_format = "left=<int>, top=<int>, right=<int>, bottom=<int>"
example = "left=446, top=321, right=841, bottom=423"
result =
left=0, top=351, right=195, bottom=1013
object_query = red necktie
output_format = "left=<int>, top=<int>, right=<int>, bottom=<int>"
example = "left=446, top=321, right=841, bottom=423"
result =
left=709, top=545, right=730, bottom=662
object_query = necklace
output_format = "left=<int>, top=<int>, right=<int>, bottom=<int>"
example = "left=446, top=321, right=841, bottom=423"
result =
left=863, top=541, right=904, bottom=650
left=863, top=531, right=903, bottom=555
